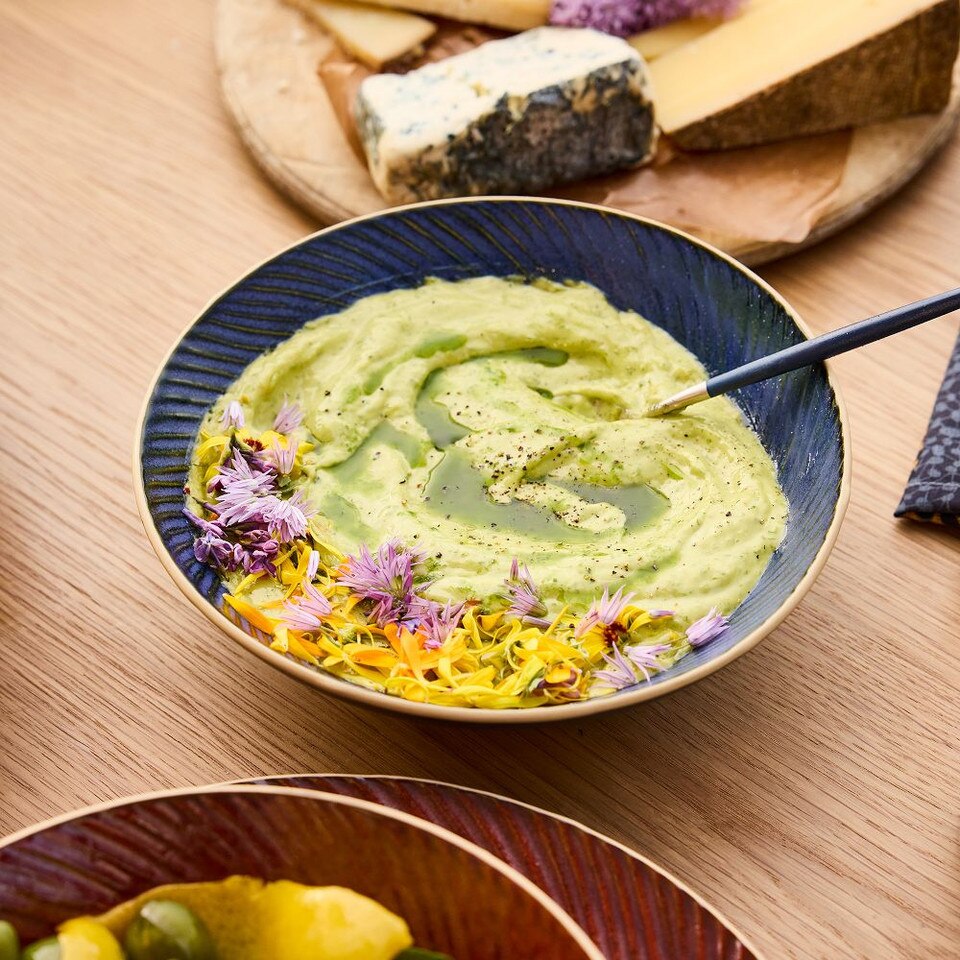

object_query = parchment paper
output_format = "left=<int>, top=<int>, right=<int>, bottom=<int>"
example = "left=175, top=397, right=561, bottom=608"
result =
left=319, top=26, right=851, bottom=246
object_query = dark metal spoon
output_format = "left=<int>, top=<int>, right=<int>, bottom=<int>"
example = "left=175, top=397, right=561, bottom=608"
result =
left=646, top=287, right=960, bottom=417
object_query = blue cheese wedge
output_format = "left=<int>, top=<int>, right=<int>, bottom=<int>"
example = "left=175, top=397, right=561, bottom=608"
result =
left=355, top=27, right=657, bottom=204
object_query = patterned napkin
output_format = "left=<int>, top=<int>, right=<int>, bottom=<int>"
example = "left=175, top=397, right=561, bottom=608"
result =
left=896, top=331, right=960, bottom=527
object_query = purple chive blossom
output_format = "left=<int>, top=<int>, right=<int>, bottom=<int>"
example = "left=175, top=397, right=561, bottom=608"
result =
left=550, top=0, right=742, bottom=36
left=205, top=449, right=280, bottom=527
left=338, top=539, right=429, bottom=628
left=221, top=400, right=245, bottom=430
left=183, top=509, right=226, bottom=538
left=208, top=449, right=277, bottom=497
left=502, top=558, right=552, bottom=628
left=686, top=607, right=730, bottom=647
left=264, top=438, right=297, bottom=475
left=575, top=586, right=636, bottom=639
left=593, top=644, right=639, bottom=691
left=273, top=401, right=303, bottom=435
left=261, top=490, right=314, bottom=543
left=193, top=529, right=234, bottom=567
left=184, top=510, right=233, bottom=567
left=420, top=600, right=466, bottom=650
left=625, top=642, right=670, bottom=681
left=236, top=528, right=281, bottom=574
left=281, top=581, right=333, bottom=631
left=305, top=549, right=321, bottom=582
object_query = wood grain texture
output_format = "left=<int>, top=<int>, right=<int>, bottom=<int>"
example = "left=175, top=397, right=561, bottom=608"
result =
left=0, top=2, right=957, bottom=959
left=214, top=0, right=960, bottom=264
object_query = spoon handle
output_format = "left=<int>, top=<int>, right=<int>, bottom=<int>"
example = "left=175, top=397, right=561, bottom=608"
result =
left=707, top=287, right=960, bottom=398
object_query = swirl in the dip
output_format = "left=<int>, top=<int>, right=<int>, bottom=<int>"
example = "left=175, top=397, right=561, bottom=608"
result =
left=193, top=277, right=786, bottom=618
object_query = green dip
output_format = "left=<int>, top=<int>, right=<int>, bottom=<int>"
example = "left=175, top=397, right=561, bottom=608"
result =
left=193, top=277, right=787, bottom=621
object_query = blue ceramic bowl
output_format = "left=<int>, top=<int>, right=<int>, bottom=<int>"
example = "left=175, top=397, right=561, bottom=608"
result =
left=135, top=198, right=850, bottom=723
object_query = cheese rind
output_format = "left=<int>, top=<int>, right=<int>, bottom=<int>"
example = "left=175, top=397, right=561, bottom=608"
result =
left=358, top=0, right=549, bottom=30
left=650, top=0, right=960, bottom=151
left=284, top=0, right=436, bottom=69
left=356, top=27, right=657, bottom=204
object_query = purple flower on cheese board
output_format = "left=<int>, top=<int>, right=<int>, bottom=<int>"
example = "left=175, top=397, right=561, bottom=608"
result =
left=272, top=400, right=303, bottom=435
left=549, top=0, right=743, bottom=36
left=338, top=539, right=430, bottom=628
left=550, top=0, right=643, bottom=35
left=221, top=399, right=245, bottom=430
left=575, top=586, right=635, bottom=640
left=686, top=607, right=730, bottom=647
left=421, top=600, right=466, bottom=650
left=305, top=548, right=321, bottom=582
left=502, top=558, right=552, bottom=628
left=281, top=581, right=333, bottom=631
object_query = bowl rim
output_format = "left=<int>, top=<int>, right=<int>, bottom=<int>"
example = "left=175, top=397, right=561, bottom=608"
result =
left=0, top=783, right=605, bottom=960
left=243, top=772, right=770, bottom=960
left=132, top=195, right=852, bottom=724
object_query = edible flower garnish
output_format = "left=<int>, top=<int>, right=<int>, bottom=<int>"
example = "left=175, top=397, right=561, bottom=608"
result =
left=272, top=400, right=303, bottom=434
left=262, top=489, right=313, bottom=542
left=575, top=586, right=635, bottom=640
left=338, top=539, right=430, bottom=628
left=625, top=642, right=671, bottom=680
left=265, top=438, right=297, bottom=475
left=305, top=548, right=321, bottom=582
left=502, top=558, right=552, bottom=628
left=686, top=607, right=730, bottom=646
left=593, top=644, right=639, bottom=690
left=549, top=0, right=743, bottom=36
left=281, top=581, right=333, bottom=631
left=221, top=399, right=245, bottom=430
left=188, top=401, right=735, bottom=710
left=420, top=600, right=466, bottom=650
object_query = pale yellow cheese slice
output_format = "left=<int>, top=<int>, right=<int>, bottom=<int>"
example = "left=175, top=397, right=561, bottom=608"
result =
left=358, top=0, right=550, bottom=30
left=649, top=0, right=960, bottom=150
left=285, top=0, right=436, bottom=69
left=630, top=18, right=723, bottom=61
left=628, top=0, right=773, bottom=61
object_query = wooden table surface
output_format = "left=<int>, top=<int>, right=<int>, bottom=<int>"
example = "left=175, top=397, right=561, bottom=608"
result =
left=2, top=3, right=958, bottom=958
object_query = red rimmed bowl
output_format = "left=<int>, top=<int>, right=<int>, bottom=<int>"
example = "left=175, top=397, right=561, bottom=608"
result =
left=0, top=785, right=604, bottom=959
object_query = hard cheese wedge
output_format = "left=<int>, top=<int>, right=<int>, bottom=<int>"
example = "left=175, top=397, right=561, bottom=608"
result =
left=629, top=17, right=724, bottom=60
left=356, top=26, right=656, bottom=203
left=358, top=0, right=549, bottom=30
left=285, top=0, right=436, bottom=69
left=650, top=0, right=960, bottom=150
left=628, top=0, right=775, bottom=61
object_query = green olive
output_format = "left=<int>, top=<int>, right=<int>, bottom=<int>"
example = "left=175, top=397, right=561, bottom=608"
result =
left=21, top=937, right=60, bottom=960
left=123, top=901, right=215, bottom=960
left=0, top=922, right=19, bottom=960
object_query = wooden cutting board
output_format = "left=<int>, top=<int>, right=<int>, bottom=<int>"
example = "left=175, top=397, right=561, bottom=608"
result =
left=215, top=0, right=960, bottom=264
